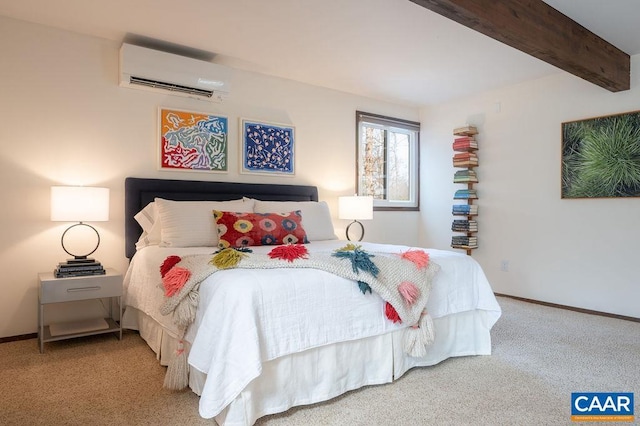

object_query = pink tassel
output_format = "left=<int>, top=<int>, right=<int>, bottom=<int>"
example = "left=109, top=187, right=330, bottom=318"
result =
left=268, top=244, right=309, bottom=262
left=385, top=302, right=402, bottom=323
left=400, top=249, right=429, bottom=269
left=398, top=281, right=420, bottom=305
left=160, top=255, right=181, bottom=277
left=163, top=267, right=191, bottom=297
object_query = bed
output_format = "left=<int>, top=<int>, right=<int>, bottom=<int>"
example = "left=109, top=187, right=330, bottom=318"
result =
left=122, top=177, right=501, bottom=426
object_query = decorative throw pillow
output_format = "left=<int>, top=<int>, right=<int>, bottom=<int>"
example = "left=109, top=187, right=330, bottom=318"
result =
left=253, top=200, right=337, bottom=241
left=214, top=210, right=309, bottom=248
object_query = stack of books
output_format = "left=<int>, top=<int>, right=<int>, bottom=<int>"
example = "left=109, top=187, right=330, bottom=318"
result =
left=453, top=152, right=478, bottom=167
left=54, top=259, right=105, bottom=278
left=452, top=125, right=479, bottom=254
left=452, top=204, right=479, bottom=215
left=453, top=169, right=478, bottom=183
left=451, top=235, right=478, bottom=249
left=451, top=220, right=478, bottom=232
left=453, top=189, right=478, bottom=199
left=452, top=136, right=478, bottom=152
left=453, top=125, right=478, bottom=136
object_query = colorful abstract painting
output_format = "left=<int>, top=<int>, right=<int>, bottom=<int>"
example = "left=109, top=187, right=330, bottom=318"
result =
left=241, top=118, right=295, bottom=175
left=159, top=108, right=228, bottom=172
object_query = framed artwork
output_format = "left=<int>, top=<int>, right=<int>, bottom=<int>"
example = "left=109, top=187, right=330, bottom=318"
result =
left=159, top=108, right=228, bottom=172
left=562, top=110, right=640, bottom=198
left=240, top=118, right=295, bottom=176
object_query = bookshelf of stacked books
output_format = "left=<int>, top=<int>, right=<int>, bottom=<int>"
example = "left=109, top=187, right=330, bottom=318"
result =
left=451, top=125, right=478, bottom=255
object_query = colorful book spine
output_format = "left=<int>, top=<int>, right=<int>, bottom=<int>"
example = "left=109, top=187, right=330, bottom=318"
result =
left=453, top=152, right=478, bottom=161
left=451, top=220, right=478, bottom=232
left=451, top=235, right=478, bottom=248
left=453, top=189, right=478, bottom=199
left=454, top=176, right=478, bottom=183
left=453, top=126, right=478, bottom=136
left=452, top=141, right=478, bottom=151
left=453, top=159, right=479, bottom=167
left=452, top=204, right=479, bottom=215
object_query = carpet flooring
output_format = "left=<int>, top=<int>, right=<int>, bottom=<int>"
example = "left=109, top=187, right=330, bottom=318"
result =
left=1, top=296, right=638, bottom=425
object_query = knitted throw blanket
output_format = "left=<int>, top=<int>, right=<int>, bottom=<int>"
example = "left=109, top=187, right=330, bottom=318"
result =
left=158, top=244, right=440, bottom=389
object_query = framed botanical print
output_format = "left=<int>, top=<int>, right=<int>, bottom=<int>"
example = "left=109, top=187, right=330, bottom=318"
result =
left=562, top=110, right=640, bottom=198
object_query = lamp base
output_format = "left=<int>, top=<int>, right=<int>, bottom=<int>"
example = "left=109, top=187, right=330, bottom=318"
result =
left=64, top=257, right=97, bottom=264
left=60, top=222, right=101, bottom=259
left=345, top=220, right=365, bottom=242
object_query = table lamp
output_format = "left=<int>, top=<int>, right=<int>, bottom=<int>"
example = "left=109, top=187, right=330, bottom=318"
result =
left=51, top=186, right=109, bottom=270
left=338, top=195, right=373, bottom=241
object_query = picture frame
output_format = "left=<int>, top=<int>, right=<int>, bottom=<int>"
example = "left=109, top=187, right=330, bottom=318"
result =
left=159, top=107, right=228, bottom=172
left=240, top=118, right=295, bottom=176
left=561, top=110, right=640, bottom=198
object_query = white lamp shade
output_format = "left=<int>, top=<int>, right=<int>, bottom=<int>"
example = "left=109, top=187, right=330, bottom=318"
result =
left=51, top=186, right=110, bottom=222
left=338, top=195, right=373, bottom=220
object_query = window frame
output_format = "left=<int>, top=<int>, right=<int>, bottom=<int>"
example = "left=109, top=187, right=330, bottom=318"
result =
left=355, top=111, right=420, bottom=211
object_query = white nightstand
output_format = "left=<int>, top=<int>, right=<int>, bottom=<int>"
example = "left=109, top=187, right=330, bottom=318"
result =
left=38, top=268, right=123, bottom=353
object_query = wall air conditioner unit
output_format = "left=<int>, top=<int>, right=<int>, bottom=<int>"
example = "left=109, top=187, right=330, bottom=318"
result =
left=119, top=43, right=230, bottom=102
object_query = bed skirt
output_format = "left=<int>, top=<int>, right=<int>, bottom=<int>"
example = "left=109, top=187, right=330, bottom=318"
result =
left=123, top=307, right=493, bottom=425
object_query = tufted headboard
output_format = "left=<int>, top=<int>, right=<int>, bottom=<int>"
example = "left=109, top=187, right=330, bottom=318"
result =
left=124, top=177, right=319, bottom=259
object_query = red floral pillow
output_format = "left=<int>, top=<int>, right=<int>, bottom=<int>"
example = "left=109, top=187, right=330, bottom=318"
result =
left=213, top=210, right=309, bottom=248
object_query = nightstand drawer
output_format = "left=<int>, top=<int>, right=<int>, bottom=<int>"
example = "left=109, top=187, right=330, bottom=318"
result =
left=39, top=268, right=122, bottom=303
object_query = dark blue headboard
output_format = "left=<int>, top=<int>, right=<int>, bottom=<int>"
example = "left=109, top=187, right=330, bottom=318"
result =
left=124, top=177, right=319, bottom=259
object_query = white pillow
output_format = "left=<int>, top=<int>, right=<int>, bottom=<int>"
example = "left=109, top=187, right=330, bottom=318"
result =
left=134, top=202, right=161, bottom=249
left=155, top=198, right=254, bottom=247
left=253, top=200, right=337, bottom=241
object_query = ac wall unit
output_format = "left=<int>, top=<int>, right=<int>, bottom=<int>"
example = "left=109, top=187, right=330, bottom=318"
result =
left=119, top=43, right=231, bottom=102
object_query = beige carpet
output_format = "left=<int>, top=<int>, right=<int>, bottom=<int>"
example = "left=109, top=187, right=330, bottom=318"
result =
left=0, top=296, right=638, bottom=425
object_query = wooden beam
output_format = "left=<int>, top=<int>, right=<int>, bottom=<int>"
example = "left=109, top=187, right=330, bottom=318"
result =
left=409, top=0, right=630, bottom=92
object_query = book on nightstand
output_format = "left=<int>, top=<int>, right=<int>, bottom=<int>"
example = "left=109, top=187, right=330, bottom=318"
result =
left=55, top=260, right=106, bottom=278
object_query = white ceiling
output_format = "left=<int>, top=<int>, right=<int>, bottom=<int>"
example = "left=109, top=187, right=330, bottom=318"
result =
left=1, top=0, right=638, bottom=107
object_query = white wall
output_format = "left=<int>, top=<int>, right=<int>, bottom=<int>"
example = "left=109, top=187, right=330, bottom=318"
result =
left=0, top=16, right=420, bottom=338
left=420, top=59, right=640, bottom=318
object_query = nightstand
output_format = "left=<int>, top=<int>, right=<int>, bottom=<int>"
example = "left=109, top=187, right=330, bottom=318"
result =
left=38, top=268, right=123, bottom=353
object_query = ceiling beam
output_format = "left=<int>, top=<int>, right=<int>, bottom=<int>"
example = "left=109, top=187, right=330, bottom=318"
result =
left=409, top=0, right=630, bottom=92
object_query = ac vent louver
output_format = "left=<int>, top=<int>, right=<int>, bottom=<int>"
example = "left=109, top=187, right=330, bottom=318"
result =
left=119, top=43, right=231, bottom=103
left=129, top=76, right=214, bottom=98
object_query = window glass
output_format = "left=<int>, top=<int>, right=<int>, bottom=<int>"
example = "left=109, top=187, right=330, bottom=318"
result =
left=356, top=111, right=419, bottom=210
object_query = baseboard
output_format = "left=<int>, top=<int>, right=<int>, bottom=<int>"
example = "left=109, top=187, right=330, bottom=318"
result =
left=0, top=333, right=37, bottom=344
left=495, top=293, right=640, bottom=323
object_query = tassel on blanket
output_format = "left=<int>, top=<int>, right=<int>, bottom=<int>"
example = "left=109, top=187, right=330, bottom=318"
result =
left=385, top=302, right=402, bottom=323
left=160, top=255, right=182, bottom=277
left=335, top=243, right=360, bottom=252
left=400, top=249, right=430, bottom=270
left=268, top=244, right=309, bottom=262
left=357, top=280, right=372, bottom=294
left=163, top=340, right=189, bottom=391
left=173, top=291, right=199, bottom=329
left=403, top=310, right=435, bottom=357
left=210, top=247, right=248, bottom=269
left=398, top=281, right=419, bottom=305
left=163, top=267, right=191, bottom=297
left=332, top=245, right=379, bottom=277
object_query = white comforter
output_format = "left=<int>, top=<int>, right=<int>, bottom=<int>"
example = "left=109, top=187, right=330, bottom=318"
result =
left=123, top=241, right=501, bottom=419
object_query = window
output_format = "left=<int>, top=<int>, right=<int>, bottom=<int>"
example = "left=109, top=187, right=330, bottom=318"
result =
left=356, top=111, right=420, bottom=210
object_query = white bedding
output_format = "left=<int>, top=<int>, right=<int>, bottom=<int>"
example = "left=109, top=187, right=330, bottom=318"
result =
left=123, top=240, right=501, bottom=423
